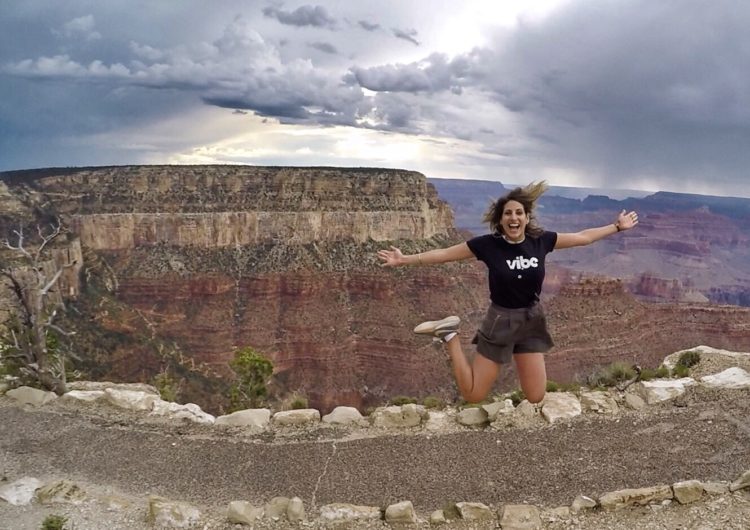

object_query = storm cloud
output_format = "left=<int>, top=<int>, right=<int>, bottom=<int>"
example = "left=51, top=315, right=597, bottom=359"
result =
left=1, top=0, right=749, bottom=197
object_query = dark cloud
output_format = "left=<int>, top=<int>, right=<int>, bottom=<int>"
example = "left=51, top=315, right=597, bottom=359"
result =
left=309, top=41, right=337, bottom=54
left=470, top=0, right=750, bottom=188
left=3, top=16, right=364, bottom=128
left=2, top=1, right=750, bottom=196
left=351, top=53, right=468, bottom=93
left=392, top=28, right=419, bottom=46
left=358, top=20, right=380, bottom=32
left=262, top=5, right=337, bottom=29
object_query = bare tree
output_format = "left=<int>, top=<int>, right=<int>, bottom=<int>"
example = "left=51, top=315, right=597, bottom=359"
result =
left=1, top=220, right=76, bottom=394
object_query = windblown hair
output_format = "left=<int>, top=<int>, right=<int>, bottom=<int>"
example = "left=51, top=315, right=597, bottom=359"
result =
left=483, top=181, right=548, bottom=237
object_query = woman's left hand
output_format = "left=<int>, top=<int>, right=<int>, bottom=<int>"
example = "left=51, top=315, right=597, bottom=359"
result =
left=616, top=209, right=639, bottom=231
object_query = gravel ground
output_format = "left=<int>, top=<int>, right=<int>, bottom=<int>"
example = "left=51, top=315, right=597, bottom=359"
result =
left=1, top=383, right=749, bottom=529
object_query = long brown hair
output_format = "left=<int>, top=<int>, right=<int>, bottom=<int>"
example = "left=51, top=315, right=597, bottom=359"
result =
left=483, top=181, right=548, bottom=237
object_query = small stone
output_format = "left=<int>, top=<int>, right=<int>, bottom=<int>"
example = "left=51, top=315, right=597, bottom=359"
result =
left=571, top=495, right=597, bottom=513
left=624, top=393, right=646, bottom=410
left=265, top=496, right=290, bottom=520
left=227, top=501, right=263, bottom=525
left=36, top=480, right=87, bottom=505
left=6, top=386, right=58, bottom=407
left=455, top=501, right=493, bottom=520
left=599, top=485, right=673, bottom=510
left=385, top=500, right=417, bottom=524
left=287, top=496, right=305, bottom=522
left=148, top=495, right=201, bottom=528
left=673, top=480, right=703, bottom=504
left=429, top=509, right=447, bottom=524
left=0, top=477, right=42, bottom=506
left=500, top=504, right=542, bottom=529
left=730, top=469, right=750, bottom=492
left=457, top=407, right=489, bottom=426
left=703, top=481, right=730, bottom=495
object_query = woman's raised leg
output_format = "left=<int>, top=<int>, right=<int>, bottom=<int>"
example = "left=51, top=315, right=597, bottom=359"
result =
left=445, top=337, right=501, bottom=402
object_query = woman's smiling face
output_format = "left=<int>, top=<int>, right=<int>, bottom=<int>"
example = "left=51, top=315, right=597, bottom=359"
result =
left=501, top=200, right=529, bottom=241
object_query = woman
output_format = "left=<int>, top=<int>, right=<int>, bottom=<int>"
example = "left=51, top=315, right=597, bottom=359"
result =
left=377, top=181, right=639, bottom=404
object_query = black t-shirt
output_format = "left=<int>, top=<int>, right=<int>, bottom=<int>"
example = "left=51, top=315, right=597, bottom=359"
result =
left=466, top=231, right=558, bottom=309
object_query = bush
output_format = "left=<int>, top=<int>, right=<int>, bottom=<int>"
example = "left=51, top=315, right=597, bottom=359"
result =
left=422, top=395, right=446, bottom=410
left=289, top=394, right=308, bottom=410
left=509, top=389, right=526, bottom=406
left=545, top=380, right=559, bottom=392
left=153, top=370, right=179, bottom=402
left=640, top=366, right=670, bottom=381
left=677, top=350, right=701, bottom=368
left=227, top=347, right=274, bottom=412
left=390, top=395, right=417, bottom=406
left=587, top=362, right=636, bottom=388
left=672, top=364, right=690, bottom=378
left=41, top=515, right=67, bottom=530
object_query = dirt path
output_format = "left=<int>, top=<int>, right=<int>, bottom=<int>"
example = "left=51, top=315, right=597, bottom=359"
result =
left=1, top=385, right=749, bottom=528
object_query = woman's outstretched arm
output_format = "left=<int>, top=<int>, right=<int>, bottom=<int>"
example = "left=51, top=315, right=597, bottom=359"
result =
left=378, top=242, right=474, bottom=267
left=555, top=209, right=639, bottom=249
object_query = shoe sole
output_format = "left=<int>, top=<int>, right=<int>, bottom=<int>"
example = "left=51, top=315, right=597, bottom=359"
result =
left=413, top=315, right=460, bottom=335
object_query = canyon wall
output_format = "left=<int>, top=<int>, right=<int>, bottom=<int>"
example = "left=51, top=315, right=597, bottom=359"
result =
left=3, top=166, right=750, bottom=413
left=1, top=166, right=486, bottom=412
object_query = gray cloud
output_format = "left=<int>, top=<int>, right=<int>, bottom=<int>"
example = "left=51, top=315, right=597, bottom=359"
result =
left=351, top=53, right=468, bottom=93
left=358, top=20, right=380, bottom=32
left=57, top=15, right=101, bottom=41
left=4, top=16, right=363, bottom=126
left=2, top=0, right=750, bottom=197
left=309, top=41, right=337, bottom=54
left=262, top=5, right=337, bottom=29
left=392, top=28, right=419, bottom=46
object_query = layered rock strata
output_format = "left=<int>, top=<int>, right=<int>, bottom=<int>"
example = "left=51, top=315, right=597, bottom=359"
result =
left=1, top=166, right=485, bottom=412
left=3, top=166, right=750, bottom=413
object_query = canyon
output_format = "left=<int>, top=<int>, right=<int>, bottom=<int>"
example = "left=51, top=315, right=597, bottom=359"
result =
left=1, top=166, right=749, bottom=413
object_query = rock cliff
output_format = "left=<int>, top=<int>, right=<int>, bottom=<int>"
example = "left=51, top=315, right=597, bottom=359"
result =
left=2, top=166, right=750, bottom=414
left=0, top=166, right=486, bottom=413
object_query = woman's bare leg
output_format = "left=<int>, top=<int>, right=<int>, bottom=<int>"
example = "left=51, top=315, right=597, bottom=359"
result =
left=445, top=337, right=501, bottom=402
left=513, top=353, right=547, bottom=403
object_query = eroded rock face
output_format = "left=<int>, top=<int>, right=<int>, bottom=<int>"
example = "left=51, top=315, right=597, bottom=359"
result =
left=29, top=166, right=455, bottom=246
left=1, top=166, right=485, bottom=413
left=4, top=166, right=750, bottom=414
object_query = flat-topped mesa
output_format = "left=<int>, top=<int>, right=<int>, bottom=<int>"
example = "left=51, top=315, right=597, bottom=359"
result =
left=3, top=166, right=456, bottom=250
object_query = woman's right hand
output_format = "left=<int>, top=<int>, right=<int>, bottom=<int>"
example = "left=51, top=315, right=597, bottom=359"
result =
left=377, top=245, right=404, bottom=267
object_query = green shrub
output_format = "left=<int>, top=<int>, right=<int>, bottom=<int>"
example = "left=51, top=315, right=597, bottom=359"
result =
left=227, top=346, right=274, bottom=412
left=289, top=395, right=308, bottom=410
left=545, top=380, right=559, bottom=392
left=422, top=395, right=446, bottom=410
left=41, top=515, right=67, bottom=530
left=509, top=389, right=526, bottom=406
left=640, top=366, right=670, bottom=381
left=677, top=350, right=701, bottom=368
left=587, top=362, right=636, bottom=388
left=153, top=370, right=179, bottom=402
left=561, top=382, right=582, bottom=394
left=390, top=395, right=417, bottom=406
left=672, top=364, right=690, bottom=378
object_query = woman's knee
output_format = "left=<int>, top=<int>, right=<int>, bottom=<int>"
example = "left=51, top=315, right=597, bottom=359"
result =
left=462, top=388, right=491, bottom=403
left=525, top=389, right=546, bottom=404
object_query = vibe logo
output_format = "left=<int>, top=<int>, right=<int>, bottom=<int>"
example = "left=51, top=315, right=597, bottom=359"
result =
left=506, top=256, right=538, bottom=270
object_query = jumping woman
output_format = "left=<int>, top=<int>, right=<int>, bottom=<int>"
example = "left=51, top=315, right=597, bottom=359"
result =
left=377, top=181, right=639, bottom=404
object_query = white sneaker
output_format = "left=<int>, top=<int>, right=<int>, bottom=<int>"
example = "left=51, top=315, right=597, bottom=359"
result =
left=413, top=316, right=460, bottom=342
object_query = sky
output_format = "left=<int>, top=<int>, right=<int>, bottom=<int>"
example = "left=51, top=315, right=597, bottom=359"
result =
left=1, top=0, right=749, bottom=198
